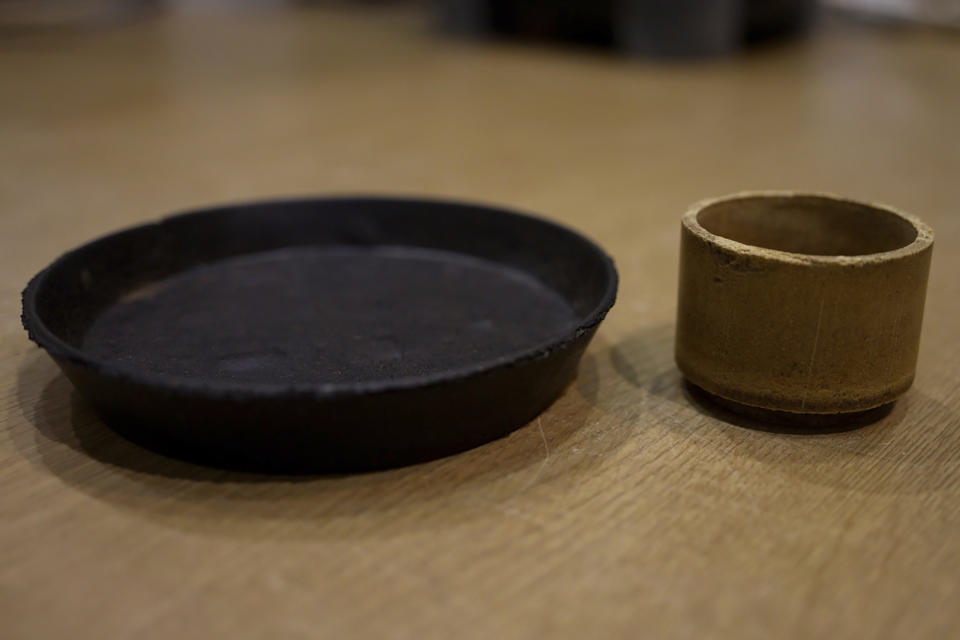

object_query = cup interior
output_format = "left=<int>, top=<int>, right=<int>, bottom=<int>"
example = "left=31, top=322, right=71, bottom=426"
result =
left=696, top=194, right=918, bottom=256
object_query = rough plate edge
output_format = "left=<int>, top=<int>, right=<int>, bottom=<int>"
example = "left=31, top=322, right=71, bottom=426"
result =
left=22, top=195, right=619, bottom=400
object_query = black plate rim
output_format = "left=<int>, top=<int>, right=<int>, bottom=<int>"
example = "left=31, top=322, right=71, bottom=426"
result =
left=22, top=195, right=618, bottom=399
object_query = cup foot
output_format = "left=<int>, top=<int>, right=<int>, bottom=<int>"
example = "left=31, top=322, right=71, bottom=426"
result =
left=683, top=380, right=896, bottom=433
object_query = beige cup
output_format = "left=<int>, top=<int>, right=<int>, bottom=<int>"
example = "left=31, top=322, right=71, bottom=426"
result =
left=676, top=192, right=934, bottom=415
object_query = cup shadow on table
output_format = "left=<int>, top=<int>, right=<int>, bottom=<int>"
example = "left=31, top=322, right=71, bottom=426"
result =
left=11, top=343, right=627, bottom=540
left=602, top=323, right=960, bottom=496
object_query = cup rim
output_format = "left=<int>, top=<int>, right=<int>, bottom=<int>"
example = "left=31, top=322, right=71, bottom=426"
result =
left=682, top=191, right=934, bottom=266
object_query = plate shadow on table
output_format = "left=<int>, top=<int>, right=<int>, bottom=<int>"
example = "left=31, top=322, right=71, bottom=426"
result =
left=598, top=323, right=960, bottom=496
left=11, top=345, right=624, bottom=539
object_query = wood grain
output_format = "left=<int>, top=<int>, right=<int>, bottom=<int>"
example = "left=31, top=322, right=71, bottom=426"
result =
left=2, top=6, right=959, bottom=639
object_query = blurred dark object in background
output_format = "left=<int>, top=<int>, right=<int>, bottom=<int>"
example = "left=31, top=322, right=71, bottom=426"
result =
left=438, top=0, right=819, bottom=57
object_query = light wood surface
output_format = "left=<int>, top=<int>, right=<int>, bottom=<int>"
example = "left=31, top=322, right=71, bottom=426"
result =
left=2, top=5, right=959, bottom=639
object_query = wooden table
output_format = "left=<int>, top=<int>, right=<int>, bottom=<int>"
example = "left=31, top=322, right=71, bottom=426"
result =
left=2, top=6, right=958, bottom=639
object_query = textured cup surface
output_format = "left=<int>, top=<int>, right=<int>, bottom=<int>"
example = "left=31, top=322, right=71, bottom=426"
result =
left=676, top=192, right=934, bottom=414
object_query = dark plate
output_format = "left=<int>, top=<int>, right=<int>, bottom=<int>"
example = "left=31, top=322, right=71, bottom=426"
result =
left=22, top=197, right=617, bottom=472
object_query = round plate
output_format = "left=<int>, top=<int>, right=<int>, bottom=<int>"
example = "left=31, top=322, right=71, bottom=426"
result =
left=22, top=197, right=617, bottom=472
